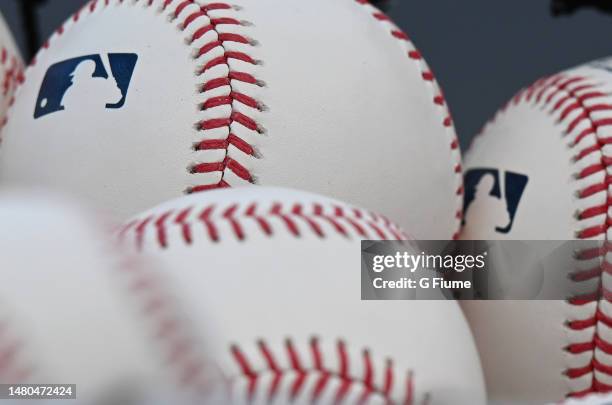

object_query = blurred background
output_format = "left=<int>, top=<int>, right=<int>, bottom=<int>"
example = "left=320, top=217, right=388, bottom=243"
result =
left=3, top=0, right=611, bottom=149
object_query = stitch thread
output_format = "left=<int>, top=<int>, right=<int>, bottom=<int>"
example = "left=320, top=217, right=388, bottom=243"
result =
left=228, top=337, right=417, bottom=405
left=186, top=0, right=263, bottom=193
left=9, top=0, right=462, bottom=240
left=12, top=1, right=224, bottom=393
left=0, top=321, right=32, bottom=384
left=121, top=200, right=407, bottom=248
left=119, top=191, right=415, bottom=402
left=117, top=252, right=215, bottom=393
left=0, top=45, right=23, bottom=131
left=184, top=0, right=464, bottom=241
left=120, top=195, right=412, bottom=401
left=355, top=0, right=464, bottom=240
left=473, top=72, right=612, bottom=397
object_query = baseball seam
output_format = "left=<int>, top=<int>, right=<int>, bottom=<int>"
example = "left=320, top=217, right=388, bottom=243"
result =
left=0, top=320, right=33, bottom=384
left=14, top=0, right=218, bottom=392
left=116, top=251, right=214, bottom=393
left=0, top=45, right=23, bottom=108
left=120, top=200, right=408, bottom=248
left=473, top=73, right=612, bottom=397
left=170, top=0, right=464, bottom=240
left=119, top=196, right=413, bottom=403
left=7, top=0, right=462, bottom=240
left=177, top=0, right=264, bottom=193
left=229, top=337, right=419, bottom=405
left=0, top=245, right=214, bottom=394
left=0, top=45, right=23, bottom=130
left=355, top=0, right=464, bottom=240
left=9, top=0, right=263, bottom=193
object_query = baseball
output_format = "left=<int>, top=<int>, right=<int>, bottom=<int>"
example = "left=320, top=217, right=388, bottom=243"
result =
left=0, top=0, right=461, bottom=239
left=0, top=10, right=22, bottom=126
left=0, top=191, right=220, bottom=402
left=556, top=392, right=612, bottom=405
left=119, top=186, right=486, bottom=405
left=461, top=58, right=612, bottom=402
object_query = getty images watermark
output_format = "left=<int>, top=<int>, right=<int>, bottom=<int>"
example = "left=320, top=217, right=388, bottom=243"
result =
left=370, top=249, right=487, bottom=290
left=361, top=240, right=607, bottom=300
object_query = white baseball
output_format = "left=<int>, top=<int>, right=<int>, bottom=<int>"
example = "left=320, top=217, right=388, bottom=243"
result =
left=556, top=392, right=612, bottom=405
left=0, top=10, right=22, bottom=126
left=0, top=191, right=219, bottom=402
left=461, top=58, right=612, bottom=402
left=119, top=186, right=486, bottom=405
left=0, top=0, right=462, bottom=239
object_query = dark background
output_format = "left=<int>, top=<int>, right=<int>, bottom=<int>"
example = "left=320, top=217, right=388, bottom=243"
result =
left=2, top=0, right=610, bottom=149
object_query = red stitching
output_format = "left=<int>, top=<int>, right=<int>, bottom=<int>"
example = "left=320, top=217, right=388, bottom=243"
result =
left=0, top=322, right=32, bottom=384
left=184, top=0, right=464, bottom=240
left=0, top=235, right=212, bottom=395
left=199, top=205, right=219, bottom=242
left=475, top=72, right=612, bottom=398
left=118, top=254, right=213, bottom=393
left=228, top=337, right=416, bottom=405
left=22, top=3, right=232, bottom=393
left=154, top=211, right=173, bottom=249
left=355, top=0, right=463, bottom=239
left=1, top=54, right=22, bottom=97
left=19, top=0, right=260, bottom=195
left=19, top=0, right=462, bottom=240
left=185, top=1, right=262, bottom=193
left=175, top=207, right=194, bottom=244
left=189, top=180, right=230, bottom=194
left=0, top=44, right=24, bottom=135
left=120, top=194, right=413, bottom=400
left=503, top=74, right=610, bottom=228
left=121, top=200, right=407, bottom=247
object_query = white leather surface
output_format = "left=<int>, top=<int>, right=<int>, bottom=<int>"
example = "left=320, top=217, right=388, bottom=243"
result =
left=120, top=186, right=486, bottom=405
left=0, top=0, right=461, bottom=239
left=557, top=392, right=612, bottom=405
left=0, top=191, right=213, bottom=402
left=462, top=59, right=612, bottom=403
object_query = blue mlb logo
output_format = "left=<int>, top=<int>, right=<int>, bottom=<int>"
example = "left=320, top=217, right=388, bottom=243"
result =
left=463, top=168, right=529, bottom=234
left=34, top=53, right=138, bottom=119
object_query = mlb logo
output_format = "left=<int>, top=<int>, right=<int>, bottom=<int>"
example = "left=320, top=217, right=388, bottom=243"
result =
left=463, top=168, right=528, bottom=234
left=34, top=53, right=138, bottom=119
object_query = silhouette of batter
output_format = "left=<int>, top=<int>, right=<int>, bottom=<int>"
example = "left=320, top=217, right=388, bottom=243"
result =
left=464, top=173, right=511, bottom=234
left=61, top=60, right=122, bottom=111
